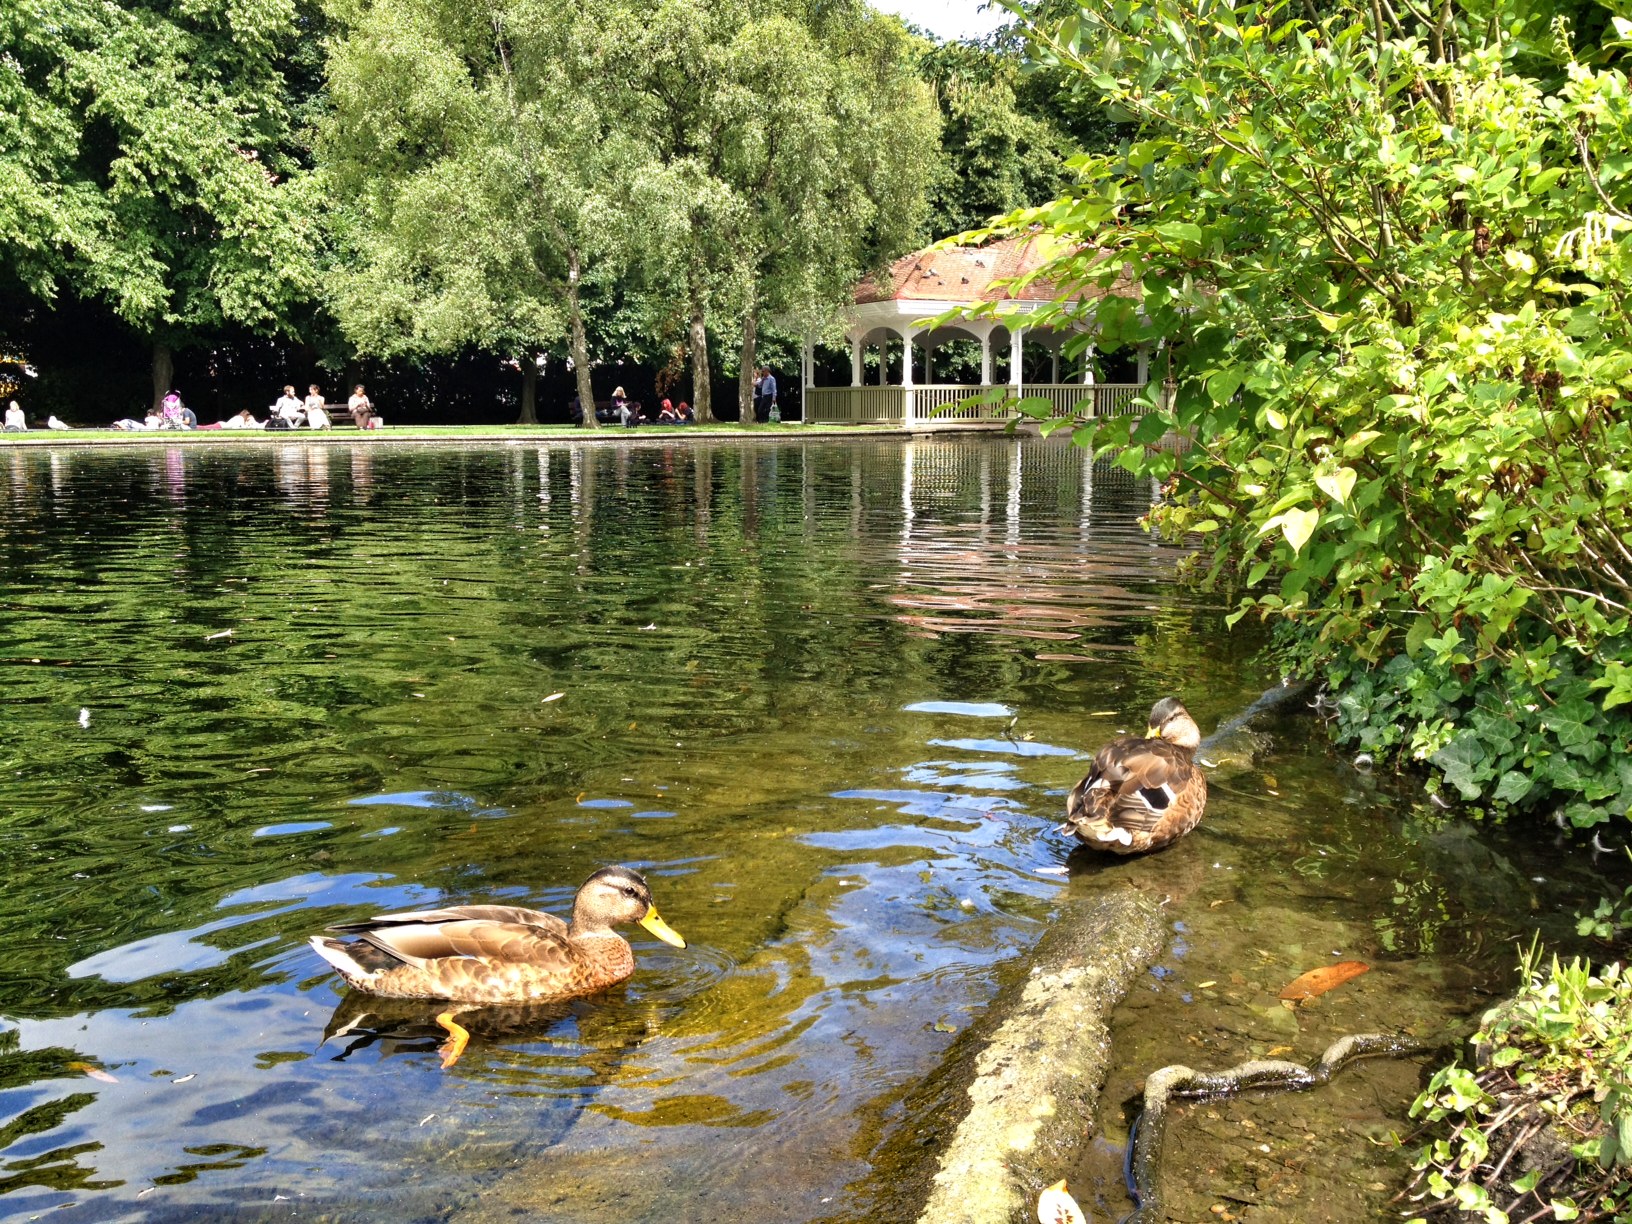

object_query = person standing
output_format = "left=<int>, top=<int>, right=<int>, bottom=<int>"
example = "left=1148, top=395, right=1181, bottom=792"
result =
left=755, top=367, right=777, bottom=423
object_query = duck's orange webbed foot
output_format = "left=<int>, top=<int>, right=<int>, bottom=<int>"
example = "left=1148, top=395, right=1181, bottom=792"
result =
left=435, top=1010, right=471, bottom=1068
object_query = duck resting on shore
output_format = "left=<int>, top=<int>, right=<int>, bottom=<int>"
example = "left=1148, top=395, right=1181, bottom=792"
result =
left=1058, top=697, right=1208, bottom=855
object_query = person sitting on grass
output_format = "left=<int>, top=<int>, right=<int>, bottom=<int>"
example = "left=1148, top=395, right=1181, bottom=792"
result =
left=4, top=400, right=26, bottom=431
left=675, top=401, right=694, bottom=424
left=658, top=398, right=677, bottom=423
left=222, top=409, right=263, bottom=429
left=160, top=392, right=192, bottom=429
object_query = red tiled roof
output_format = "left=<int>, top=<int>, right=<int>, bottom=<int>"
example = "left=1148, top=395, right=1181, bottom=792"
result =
left=854, top=233, right=1132, bottom=305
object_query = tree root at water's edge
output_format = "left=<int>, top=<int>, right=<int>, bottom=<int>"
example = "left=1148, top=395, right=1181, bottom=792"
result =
left=1124, top=1032, right=1426, bottom=1223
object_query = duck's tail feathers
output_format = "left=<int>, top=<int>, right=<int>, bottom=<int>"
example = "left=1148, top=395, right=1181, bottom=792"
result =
left=309, top=936, right=378, bottom=986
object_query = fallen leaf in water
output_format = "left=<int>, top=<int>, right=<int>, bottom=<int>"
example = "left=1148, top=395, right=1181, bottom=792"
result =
left=1036, top=866, right=1070, bottom=876
left=1037, top=1179, right=1087, bottom=1224
left=69, top=1062, right=118, bottom=1083
left=1266, top=1045, right=1294, bottom=1057
left=204, top=628, right=233, bottom=641
left=1209, top=898, right=1235, bottom=908
left=1196, top=980, right=1217, bottom=989
left=932, top=1019, right=957, bottom=1033
left=1279, top=961, right=1370, bottom=1001
left=542, top=692, right=565, bottom=703
left=171, top=1073, right=195, bottom=1084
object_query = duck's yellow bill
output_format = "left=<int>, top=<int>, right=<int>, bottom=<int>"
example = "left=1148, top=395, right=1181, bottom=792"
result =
left=1146, top=724, right=1160, bottom=739
left=641, top=906, right=686, bottom=948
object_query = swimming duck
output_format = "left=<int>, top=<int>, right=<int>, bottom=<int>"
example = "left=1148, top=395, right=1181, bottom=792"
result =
left=1059, top=697, right=1208, bottom=855
left=308, top=865, right=686, bottom=1006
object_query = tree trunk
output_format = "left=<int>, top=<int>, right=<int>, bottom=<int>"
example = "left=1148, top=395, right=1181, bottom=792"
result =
left=737, top=280, right=758, bottom=425
left=687, top=260, right=713, bottom=424
left=151, top=340, right=173, bottom=413
left=566, top=249, right=598, bottom=430
left=517, top=353, right=539, bottom=425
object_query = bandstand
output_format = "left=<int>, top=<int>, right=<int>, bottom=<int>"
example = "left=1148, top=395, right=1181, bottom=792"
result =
left=797, top=233, right=1153, bottom=427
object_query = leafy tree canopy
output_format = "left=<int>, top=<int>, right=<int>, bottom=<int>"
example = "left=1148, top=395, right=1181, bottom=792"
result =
left=0, top=0, right=325, bottom=349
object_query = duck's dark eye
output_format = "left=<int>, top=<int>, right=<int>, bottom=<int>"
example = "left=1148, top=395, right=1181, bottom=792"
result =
left=622, top=886, right=638, bottom=898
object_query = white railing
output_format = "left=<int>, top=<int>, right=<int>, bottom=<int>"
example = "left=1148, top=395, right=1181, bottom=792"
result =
left=802, top=383, right=1148, bottom=426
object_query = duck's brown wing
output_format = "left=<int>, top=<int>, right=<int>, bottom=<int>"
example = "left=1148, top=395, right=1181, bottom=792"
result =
left=347, top=919, right=575, bottom=971
left=1068, top=737, right=1199, bottom=836
left=331, top=904, right=566, bottom=935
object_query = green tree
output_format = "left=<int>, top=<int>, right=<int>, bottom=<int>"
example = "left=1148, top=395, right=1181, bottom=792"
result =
left=320, top=0, right=669, bottom=427
left=0, top=0, right=325, bottom=408
left=719, top=8, right=938, bottom=422
left=617, top=0, right=936, bottom=423
left=994, top=0, right=1632, bottom=828
left=918, top=38, right=1082, bottom=236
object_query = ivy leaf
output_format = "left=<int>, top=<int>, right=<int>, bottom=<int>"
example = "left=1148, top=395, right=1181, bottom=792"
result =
left=1432, top=734, right=1489, bottom=799
left=1493, top=770, right=1534, bottom=804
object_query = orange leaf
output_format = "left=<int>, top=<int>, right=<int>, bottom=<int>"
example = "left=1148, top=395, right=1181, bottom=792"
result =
left=68, top=1061, right=118, bottom=1083
left=1278, top=961, right=1370, bottom=1001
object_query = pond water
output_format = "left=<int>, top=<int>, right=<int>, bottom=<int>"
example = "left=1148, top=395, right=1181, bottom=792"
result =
left=0, top=437, right=1618, bottom=1223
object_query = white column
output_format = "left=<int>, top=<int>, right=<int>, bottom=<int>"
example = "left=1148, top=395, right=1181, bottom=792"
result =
left=923, top=339, right=935, bottom=385
left=900, top=328, right=916, bottom=427
left=1050, top=346, right=1060, bottom=385
left=979, top=330, right=993, bottom=386
left=1009, top=325, right=1024, bottom=390
left=850, top=335, right=863, bottom=387
left=1136, top=345, right=1151, bottom=386
left=1081, top=343, right=1096, bottom=385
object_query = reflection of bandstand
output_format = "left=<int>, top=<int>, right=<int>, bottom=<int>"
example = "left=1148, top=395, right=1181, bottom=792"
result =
left=798, top=234, right=1157, bottom=427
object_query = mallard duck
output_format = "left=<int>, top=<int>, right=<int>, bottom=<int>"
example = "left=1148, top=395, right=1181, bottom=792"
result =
left=309, top=865, right=686, bottom=1005
left=1058, top=697, right=1208, bottom=855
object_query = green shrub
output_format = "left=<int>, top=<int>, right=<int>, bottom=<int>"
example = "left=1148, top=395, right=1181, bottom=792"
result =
left=1405, top=945, right=1632, bottom=1222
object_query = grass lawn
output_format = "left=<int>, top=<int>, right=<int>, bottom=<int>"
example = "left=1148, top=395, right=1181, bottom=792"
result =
left=0, top=421, right=932, bottom=446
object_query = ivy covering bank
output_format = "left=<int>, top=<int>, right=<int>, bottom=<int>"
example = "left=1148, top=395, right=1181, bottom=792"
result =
left=994, top=0, right=1632, bottom=829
